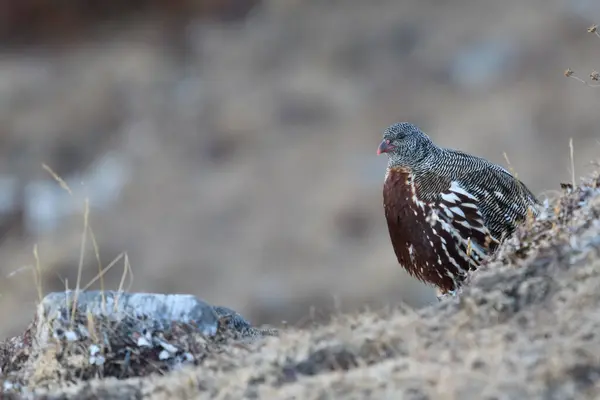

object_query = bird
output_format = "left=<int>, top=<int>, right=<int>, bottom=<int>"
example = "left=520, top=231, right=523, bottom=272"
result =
left=377, top=122, right=540, bottom=298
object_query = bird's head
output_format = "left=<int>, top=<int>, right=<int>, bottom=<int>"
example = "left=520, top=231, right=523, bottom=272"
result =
left=377, top=122, right=435, bottom=166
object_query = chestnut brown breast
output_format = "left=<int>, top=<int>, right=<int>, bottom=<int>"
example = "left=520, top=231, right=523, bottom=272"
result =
left=382, top=167, right=498, bottom=293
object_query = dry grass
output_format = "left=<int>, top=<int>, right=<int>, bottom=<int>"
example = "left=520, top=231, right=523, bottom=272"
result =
left=2, top=167, right=600, bottom=398
left=564, top=24, right=600, bottom=88
left=36, top=165, right=135, bottom=323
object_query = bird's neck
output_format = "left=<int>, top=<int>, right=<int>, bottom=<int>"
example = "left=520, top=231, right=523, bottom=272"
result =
left=387, top=145, right=441, bottom=172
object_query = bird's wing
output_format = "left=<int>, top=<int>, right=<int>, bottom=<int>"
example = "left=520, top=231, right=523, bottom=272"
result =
left=439, top=167, right=538, bottom=254
left=426, top=178, right=497, bottom=266
left=417, top=166, right=538, bottom=265
left=453, top=167, right=539, bottom=240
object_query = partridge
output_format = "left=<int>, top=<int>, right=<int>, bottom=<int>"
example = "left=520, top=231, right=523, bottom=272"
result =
left=377, top=122, right=539, bottom=297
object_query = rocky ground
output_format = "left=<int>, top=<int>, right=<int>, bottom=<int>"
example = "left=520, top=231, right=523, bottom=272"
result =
left=2, top=170, right=600, bottom=398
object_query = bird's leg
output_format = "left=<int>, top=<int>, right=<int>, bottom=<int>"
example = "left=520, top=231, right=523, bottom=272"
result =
left=436, top=274, right=467, bottom=301
left=436, top=288, right=460, bottom=301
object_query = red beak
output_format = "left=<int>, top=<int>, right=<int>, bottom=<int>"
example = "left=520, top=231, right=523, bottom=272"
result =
left=377, top=139, right=394, bottom=155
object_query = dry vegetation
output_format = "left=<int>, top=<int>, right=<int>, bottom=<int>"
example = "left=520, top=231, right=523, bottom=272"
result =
left=2, top=167, right=600, bottom=398
left=564, top=25, right=600, bottom=88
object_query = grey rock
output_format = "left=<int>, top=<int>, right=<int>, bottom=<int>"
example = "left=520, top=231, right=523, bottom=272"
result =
left=36, top=290, right=221, bottom=349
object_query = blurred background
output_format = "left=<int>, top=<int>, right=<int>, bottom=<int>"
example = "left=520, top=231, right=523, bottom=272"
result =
left=0, top=0, right=599, bottom=338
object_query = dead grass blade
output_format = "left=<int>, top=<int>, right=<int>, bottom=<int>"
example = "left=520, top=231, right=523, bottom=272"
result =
left=70, top=198, right=90, bottom=326
left=42, top=163, right=72, bottom=195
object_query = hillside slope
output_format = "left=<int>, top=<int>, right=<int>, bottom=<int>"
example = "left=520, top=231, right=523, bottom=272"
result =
left=2, top=171, right=598, bottom=399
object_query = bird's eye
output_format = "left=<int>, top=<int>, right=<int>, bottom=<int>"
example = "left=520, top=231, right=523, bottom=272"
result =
left=385, top=139, right=391, bottom=144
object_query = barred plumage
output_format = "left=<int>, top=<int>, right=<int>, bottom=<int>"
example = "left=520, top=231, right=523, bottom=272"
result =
left=378, top=122, right=539, bottom=295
